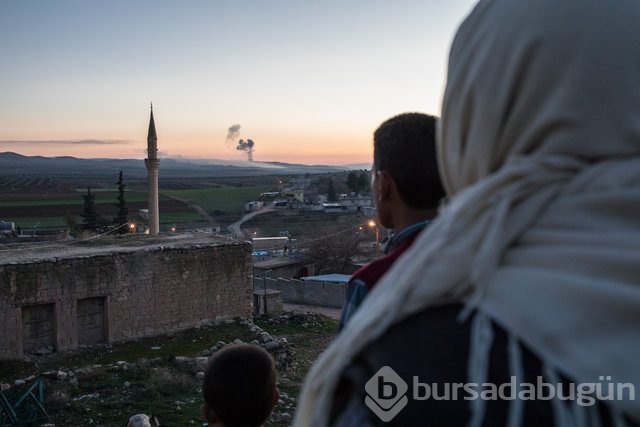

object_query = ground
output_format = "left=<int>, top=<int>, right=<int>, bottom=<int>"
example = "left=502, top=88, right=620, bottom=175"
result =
left=0, top=309, right=339, bottom=427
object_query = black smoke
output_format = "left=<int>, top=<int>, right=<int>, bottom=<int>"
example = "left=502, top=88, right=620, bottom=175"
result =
left=236, top=139, right=254, bottom=161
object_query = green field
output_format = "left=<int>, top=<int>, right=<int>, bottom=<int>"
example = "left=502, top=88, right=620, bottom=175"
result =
left=160, top=185, right=275, bottom=214
left=1, top=184, right=275, bottom=232
left=0, top=193, right=149, bottom=207
left=13, top=217, right=70, bottom=229
left=157, top=211, right=205, bottom=224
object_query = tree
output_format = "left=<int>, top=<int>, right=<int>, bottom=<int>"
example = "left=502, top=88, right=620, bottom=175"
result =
left=357, top=170, right=371, bottom=195
left=65, top=213, right=79, bottom=236
left=306, top=230, right=368, bottom=274
left=79, top=187, right=102, bottom=232
left=346, top=171, right=359, bottom=194
left=327, top=180, right=338, bottom=202
left=113, top=170, right=129, bottom=234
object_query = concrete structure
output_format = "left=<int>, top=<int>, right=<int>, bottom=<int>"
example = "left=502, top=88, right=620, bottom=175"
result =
left=253, top=257, right=314, bottom=279
left=245, top=201, right=263, bottom=212
left=0, top=235, right=252, bottom=360
left=252, top=237, right=290, bottom=252
left=253, top=289, right=283, bottom=315
left=301, top=273, right=352, bottom=283
left=144, top=104, right=160, bottom=235
left=138, top=209, right=149, bottom=220
left=322, top=203, right=346, bottom=213
left=254, top=276, right=347, bottom=308
left=281, top=188, right=304, bottom=203
left=290, top=176, right=313, bottom=190
left=360, top=205, right=376, bottom=217
left=340, top=196, right=373, bottom=212
left=0, top=221, right=15, bottom=235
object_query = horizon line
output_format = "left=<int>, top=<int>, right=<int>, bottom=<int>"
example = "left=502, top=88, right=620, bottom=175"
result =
left=0, top=150, right=371, bottom=168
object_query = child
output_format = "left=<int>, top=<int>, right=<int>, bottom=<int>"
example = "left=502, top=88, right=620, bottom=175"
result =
left=126, top=413, right=160, bottom=426
left=202, top=344, right=279, bottom=427
left=126, top=414, right=151, bottom=427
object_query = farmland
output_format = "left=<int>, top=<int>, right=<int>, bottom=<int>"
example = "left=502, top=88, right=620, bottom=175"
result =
left=0, top=172, right=277, bottom=233
left=0, top=153, right=365, bottom=236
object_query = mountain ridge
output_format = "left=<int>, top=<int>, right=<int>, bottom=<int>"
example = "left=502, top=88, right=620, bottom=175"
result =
left=0, top=151, right=367, bottom=177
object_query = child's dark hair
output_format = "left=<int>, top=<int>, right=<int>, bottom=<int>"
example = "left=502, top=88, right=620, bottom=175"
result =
left=203, top=344, right=277, bottom=427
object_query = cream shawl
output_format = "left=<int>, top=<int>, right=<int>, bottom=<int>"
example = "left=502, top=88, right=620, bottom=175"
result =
left=295, top=0, right=640, bottom=425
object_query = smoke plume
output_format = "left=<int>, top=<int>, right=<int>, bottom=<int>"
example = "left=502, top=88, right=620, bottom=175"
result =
left=226, top=124, right=241, bottom=143
left=236, top=139, right=254, bottom=161
left=226, top=124, right=254, bottom=161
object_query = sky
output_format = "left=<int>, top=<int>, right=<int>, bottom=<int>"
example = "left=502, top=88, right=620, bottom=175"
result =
left=0, top=0, right=478, bottom=165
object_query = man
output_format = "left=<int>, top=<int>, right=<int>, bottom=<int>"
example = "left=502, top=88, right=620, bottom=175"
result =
left=338, top=112, right=445, bottom=331
left=296, top=0, right=640, bottom=425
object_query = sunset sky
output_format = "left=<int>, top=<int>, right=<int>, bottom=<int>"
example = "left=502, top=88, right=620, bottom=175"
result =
left=1, top=0, right=477, bottom=165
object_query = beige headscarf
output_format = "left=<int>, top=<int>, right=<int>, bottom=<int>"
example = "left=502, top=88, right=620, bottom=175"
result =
left=295, top=0, right=640, bottom=425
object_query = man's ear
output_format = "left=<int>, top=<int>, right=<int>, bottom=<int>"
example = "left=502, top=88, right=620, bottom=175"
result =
left=376, top=170, right=393, bottom=201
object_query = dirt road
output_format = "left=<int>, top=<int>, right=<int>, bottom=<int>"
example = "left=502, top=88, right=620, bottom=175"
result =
left=228, top=204, right=274, bottom=237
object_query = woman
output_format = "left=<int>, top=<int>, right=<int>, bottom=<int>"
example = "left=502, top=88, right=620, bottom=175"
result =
left=295, top=0, right=640, bottom=425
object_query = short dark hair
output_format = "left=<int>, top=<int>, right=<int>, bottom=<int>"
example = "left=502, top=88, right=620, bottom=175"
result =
left=373, top=113, right=445, bottom=209
left=203, top=344, right=277, bottom=427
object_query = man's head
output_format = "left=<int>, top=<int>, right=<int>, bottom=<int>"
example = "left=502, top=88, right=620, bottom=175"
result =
left=372, top=112, right=445, bottom=229
left=202, top=344, right=278, bottom=427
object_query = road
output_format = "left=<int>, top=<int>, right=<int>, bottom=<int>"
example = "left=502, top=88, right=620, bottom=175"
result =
left=164, top=195, right=217, bottom=225
left=227, top=205, right=274, bottom=237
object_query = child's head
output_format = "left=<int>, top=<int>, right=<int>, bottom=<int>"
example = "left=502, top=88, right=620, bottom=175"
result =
left=127, top=414, right=151, bottom=427
left=202, top=343, right=279, bottom=427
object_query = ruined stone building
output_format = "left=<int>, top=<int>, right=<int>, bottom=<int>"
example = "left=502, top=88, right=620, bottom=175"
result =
left=0, top=235, right=252, bottom=360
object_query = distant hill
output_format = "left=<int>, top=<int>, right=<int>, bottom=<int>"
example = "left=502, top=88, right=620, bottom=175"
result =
left=0, top=152, right=358, bottom=178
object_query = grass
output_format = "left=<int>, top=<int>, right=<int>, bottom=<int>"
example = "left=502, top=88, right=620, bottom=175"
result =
left=159, top=211, right=207, bottom=224
left=2, top=185, right=272, bottom=233
left=0, top=193, right=149, bottom=207
left=0, top=312, right=338, bottom=427
left=44, top=362, right=205, bottom=425
left=12, top=217, right=69, bottom=228
left=161, top=185, right=274, bottom=214
left=73, top=188, right=124, bottom=193
left=0, top=199, right=84, bottom=207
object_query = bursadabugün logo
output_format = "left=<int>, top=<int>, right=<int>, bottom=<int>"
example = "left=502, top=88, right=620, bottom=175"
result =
left=364, top=366, right=409, bottom=422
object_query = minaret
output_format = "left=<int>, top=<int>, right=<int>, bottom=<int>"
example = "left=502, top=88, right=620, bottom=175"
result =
left=144, top=103, right=160, bottom=235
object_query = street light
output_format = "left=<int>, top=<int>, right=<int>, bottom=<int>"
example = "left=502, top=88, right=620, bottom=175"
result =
left=129, top=222, right=136, bottom=233
left=368, top=219, right=380, bottom=257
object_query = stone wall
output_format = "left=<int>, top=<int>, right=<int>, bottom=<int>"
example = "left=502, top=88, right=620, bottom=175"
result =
left=255, top=276, right=346, bottom=308
left=253, top=259, right=315, bottom=280
left=0, top=240, right=252, bottom=360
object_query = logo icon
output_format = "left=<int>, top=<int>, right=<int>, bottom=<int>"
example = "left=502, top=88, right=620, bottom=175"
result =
left=365, top=366, right=408, bottom=422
